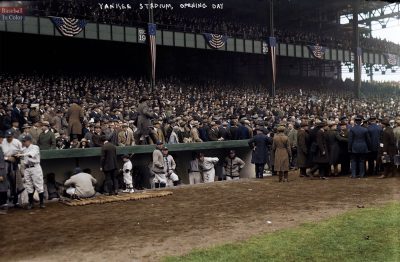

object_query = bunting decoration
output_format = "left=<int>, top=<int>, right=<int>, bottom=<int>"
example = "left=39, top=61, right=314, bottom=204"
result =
left=308, top=44, right=327, bottom=59
left=204, top=33, right=228, bottom=49
left=383, top=53, right=399, bottom=66
left=50, top=17, right=87, bottom=37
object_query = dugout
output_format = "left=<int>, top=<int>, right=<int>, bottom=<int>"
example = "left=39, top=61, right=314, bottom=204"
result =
left=40, top=141, right=255, bottom=188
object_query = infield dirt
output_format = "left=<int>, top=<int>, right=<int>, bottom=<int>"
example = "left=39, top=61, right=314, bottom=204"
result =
left=2, top=175, right=399, bottom=262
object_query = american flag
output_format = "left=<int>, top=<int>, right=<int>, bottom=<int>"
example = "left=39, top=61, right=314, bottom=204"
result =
left=269, top=37, right=277, bottom=91
left=148, top=23, right=157, bottom=83
left=50, top=17, right=87, bottom=37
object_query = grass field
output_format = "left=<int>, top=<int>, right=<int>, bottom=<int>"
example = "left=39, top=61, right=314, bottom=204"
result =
left=164, top=202, right=400, bottom=262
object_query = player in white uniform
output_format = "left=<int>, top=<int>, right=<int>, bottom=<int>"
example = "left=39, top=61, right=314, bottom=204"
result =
left=198, top=153, right=219, bottom=183
left=121, top=155, right=134, bottom=193
left=161, top=147, right=180, bottom=186
left=16, top=134, right=45, bottom=209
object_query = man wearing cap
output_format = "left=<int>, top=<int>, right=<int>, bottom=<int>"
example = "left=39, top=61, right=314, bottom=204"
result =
left=9, top=120, right=21, bottom=139
left=219, top=122, right=231, bottom=141
left=18, top=124, right=32, bottom=141
left=297, top=122, right=310, bottom=177
left=224, top=150, right=245, bottom=180
left=11, top=99, right=26, bottom=130
left=152, top=141, right=166, bottom=188
left=348, top=116, right=371, bottom=178
left=162, top=147, right=180, bottom=186
left=379, top=119, right=397, bottom=178
left=367, top=116, right=382, bottom=176
left=121, top=155, right=134, bottom=193
left=16, top=135, right=45, bottom=209
left=29, top=122, right=42, bottom=145
left=2, top=129, right=24, bottom=207
left=188, top=153, right=202, bottom=184
left=37, top=121, right=56, bottom=150
left=64, top=167, right=97, bottom=199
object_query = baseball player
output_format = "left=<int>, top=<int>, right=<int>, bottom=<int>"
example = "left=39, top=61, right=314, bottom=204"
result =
left=16, top=134, right=45, bottom=209
left=198, top=153, right=219, bottom=183
left=121, top=155, right=134, bottom=193
left=224, top=150, right=245, bottom=180
left=161, top=147, right=180, bottom=186
left=152, top=141, right=166, bottom=188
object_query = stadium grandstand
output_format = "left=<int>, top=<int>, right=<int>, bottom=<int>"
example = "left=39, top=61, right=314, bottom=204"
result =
left=0, top=0, right=400, bottom=260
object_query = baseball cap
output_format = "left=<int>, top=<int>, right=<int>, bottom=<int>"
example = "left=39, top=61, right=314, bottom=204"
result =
left=5, top=130, right=13, bottom=137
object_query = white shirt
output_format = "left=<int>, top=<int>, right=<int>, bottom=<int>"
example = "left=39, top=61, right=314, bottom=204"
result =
left=199, top=157, right=219, bottom=171
left=21, top=144, right=41, bottom=165
left=163, top=155, right=176, bottom=173
left=122, top=160, right=133, bottom=175
left=1, top=138, right=23, bottom=157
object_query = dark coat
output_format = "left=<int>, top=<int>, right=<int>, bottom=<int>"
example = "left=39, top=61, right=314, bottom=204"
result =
left=297, top=129, right=310, bottom=168
left=208, top=128, right=220, bottom=141
left=367, top=123, right=382, bottom=152
left=0, top=147, right=8, bottom=192
left=38, top=131, right=57, bottom=150
left=237, top=125, right=250, bottom=140
left=11, top=107, right=26, bottom=129
left=219, top=127, right=231, bottom=140
left=136, top=101, right=155, bottom=137
left=382, top=127, right=397, bottom=157
left=67, top=103, right=84, bottom=135
left=348, top=124, right=371, bottom=154
left=248, top=133, right=272, bottom=164
left=230, top=126, right=239, bottom=140
left=326, top=130, right=341, bottom=165
left=313, top=128, right=329, bottom=164
left=101, top=142, right=118, bottom=172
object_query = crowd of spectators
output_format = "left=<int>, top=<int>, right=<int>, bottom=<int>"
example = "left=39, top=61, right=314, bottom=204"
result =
left=28, top=0, right=400, bottom=54
left=1, top=72, right=399, bottom=150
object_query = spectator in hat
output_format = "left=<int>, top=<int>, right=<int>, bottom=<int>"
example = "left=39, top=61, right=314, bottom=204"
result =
left=37, top=121, right=56, bottom=150
left=29, top=122, right=42, bottom=145
left=272, top=125, right=292, bottom=182
left=224, top=150, right=245, bottom=180
left=168, top=126, right=180, bottom=144
left=11, top=99, right=26, bottom=130
left=312, top=121, right=330, bottom=179
left=100, top=135, right=119, bottom=195
left=348, top=116, right=371, bottom=178
left=0, top=131, right=9, bottom=214
left=118, top=123, right=134, bottom=146
left=219, top=121, right=231, bottom=141
left=248, top=127, right=272, bottom=179
left=367, top=116, right=382, bottom=176
left=9, top=120, right=21, bottom=139
left=190, top=121, right=202, bottom=143
left=135, top=95, right=158, bottom=145
left=338, top=120, right=350, bottom=176
left=297, top=122, right=310, bottom=177
left=66, top=100, right=84, bottom=140
left=379, top=119, right=397, bottom=178
left=79, top=138, right=90, bottom=149
left=18, top=124, right=32, bottom=141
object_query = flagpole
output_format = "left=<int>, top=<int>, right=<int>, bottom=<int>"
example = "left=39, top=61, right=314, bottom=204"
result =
left=352, top=0, right=361, bottom=99
left=269, top=0, right=276, bottom=97
left=148, top=0, right=155, bottom=93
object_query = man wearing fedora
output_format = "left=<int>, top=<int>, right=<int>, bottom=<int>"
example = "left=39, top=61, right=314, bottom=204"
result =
left=379, top=118, right=397, bottom=178
left=348, top=116, right=371, bottom=178
left=37, top=121, right=56, bottom=150
left=367, top=116, right=382, bottom=176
